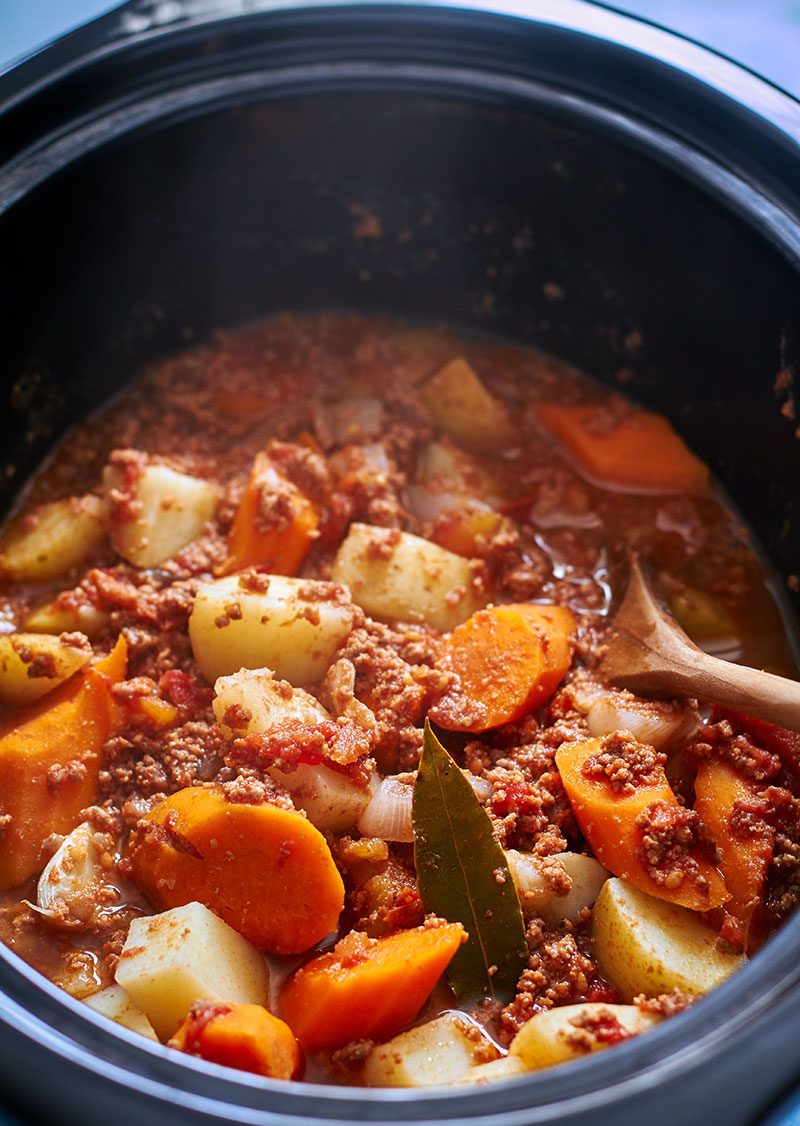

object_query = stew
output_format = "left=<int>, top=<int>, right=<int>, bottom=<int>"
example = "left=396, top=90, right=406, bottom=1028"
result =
left=0, top=312, right=797, bottom=1087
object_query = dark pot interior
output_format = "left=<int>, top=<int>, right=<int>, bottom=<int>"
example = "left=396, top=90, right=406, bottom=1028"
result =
left=1, top=3, right=800, bottom=1124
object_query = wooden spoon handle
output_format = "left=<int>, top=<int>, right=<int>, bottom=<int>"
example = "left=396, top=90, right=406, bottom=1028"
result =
left=613, top=633, right=800, bottom=731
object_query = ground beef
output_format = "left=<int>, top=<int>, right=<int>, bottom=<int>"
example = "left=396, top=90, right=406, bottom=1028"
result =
left=635, top=991, right=696, bottom=1018
left=464, top=724, right=580, bottom=853
left=562, top=1007, right=633, bottom=1051
left=219, top=770, right=294, bottom=809
left=346, top=856, right=425, bottom=937
left=691, top=719, right=782, bottom=783
left=333, top=615, right=450, bottom=772
left=100, top=716, right=227, bottom=821
left=499, top=920, right=598, bottom=1042
left=635, top=801, right=713, bottom=895
left=761, top=786, right=800, bottom=926
left=583, top=731, right=667, bottom=794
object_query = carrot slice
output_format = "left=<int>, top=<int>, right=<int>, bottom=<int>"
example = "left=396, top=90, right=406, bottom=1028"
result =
left=171, top=1002, right=302, bottom=1080
left=556, top=736, right=728, bottom=911
left=694, top=758, right=774, bottom=947
left=219, top=452, right=318, bottom=576
left=0, top=634, right=127, bottom=890
left=129, top=785, right=344, bottom=953
left=433, top=603, right=576, bottom=733
left=536, top=402, right=709, bottom=493
left=280, top=923, right=464, bottom=1050
left=516, top=604, right=577, bottom=704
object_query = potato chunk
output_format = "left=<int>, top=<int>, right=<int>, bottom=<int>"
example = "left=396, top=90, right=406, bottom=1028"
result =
left=591, top=878, right=743, bottom=1001
left=0, top=633, right=91, bottom=707
left=505, top=850, right=608, bottom=926
left=190, top=574, right=354, bottom=685
left=213, top=668, right=329, bottom=737
left=115, top=902, right=269, bottom=1040
left=213, top=669, right=369, bottom=832
left=105, top=461, right=219, bottom=568
left=84, top=985, right=158, bottom=1041
left=332, top=522, right=486, bottom=631
left=510, top=1002, right=658, bottom=1070
left=276, top=762, right=370, bottom=832
left=0, top=495, right=107, bottom=582
left=364, top=1014, right=498, bottom=1087
left=421, top=357, right=517, bottom=450
left=25, top=599, right=110, bottom=639
left=452, top=1056, right=527, bottom=1085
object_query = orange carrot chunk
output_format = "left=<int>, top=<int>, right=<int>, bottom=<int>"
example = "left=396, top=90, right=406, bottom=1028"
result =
left=219, top=452, right=318, bottom=576
left=0, top=634, right=127, bottom=890
left=515, top=604, right=577, bottom=704
left=536, top=402, right=709, bottom=493
left=129, top=785, right=344, bottom=954
left=556, top=735, right=728, bottom=911
left=432, top=603, right=576, bottom=733
left=694, top=758, right=774, bottom=948
left=280, top=923, right=465, bottom=1050
left=170, top=1002, right=303, bottom=1080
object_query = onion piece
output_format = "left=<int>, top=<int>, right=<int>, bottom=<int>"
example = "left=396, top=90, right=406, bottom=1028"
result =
left=213, top=667, right=329, bottom=738
left=587, top=691, right=698, bottom=749
left=465, top=773, right=492, bottom=802
left=357, top=775, right=415, bottom=842
left=315, top=397, right=384, bottom=448
left=505, top=850, right=608, bottom=925
left=35, top=823, right=108, bottom=929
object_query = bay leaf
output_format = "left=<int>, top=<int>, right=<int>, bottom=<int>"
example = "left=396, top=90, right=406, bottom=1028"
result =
left=413, top=720, right=527, bottom=1005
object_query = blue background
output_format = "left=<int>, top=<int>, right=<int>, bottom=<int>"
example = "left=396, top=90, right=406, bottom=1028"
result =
left=1, top=1, right=799, bottom=1124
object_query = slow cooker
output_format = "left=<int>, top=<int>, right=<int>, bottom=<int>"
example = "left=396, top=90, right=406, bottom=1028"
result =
left=1, top=1, right=799, bottom=1123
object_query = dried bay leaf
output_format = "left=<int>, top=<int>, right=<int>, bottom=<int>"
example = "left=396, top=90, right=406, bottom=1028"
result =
left=413, top=720, right=527, bottom=1005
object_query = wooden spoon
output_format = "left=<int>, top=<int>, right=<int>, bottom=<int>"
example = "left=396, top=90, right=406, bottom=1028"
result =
left=599, top=555, right=800, bottom=732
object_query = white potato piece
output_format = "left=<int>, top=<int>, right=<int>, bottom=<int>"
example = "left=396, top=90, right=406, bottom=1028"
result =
left=510, top=1003, right=658, bottom=1070
left=36, top=822, right=108, bottom=928
left=190, top=574, right=354, bottom=685
left=364, top=1014, right=498, bottom=1087
left=505, top=851, right=608, bottom=926
left=0, top=632, right=91, bottom=706
left=213, top=669, right=369, bottom=831
left=84, top=985, right=158, bottom=1042
left=452, top=1056, right=528, bottom=1085
left=275, top=761, right=370, bottom=832
left=332, top=522, right=486, bottom=631
left=591, top=878, right=743, bottom=1002
left=25, top=598, right=110, bottom=639
left=421, top=357, right=517, bottom=450
left=0, top=495, right=107, bottom=582
left=105, top=462, right=218, bottom=568
left=115, top=901, right=269, bottom=1040
left=213, top=668, right=329, bottom=737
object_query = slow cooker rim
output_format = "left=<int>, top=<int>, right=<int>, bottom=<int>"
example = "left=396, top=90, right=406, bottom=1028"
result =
left=3, top=0, right=800, bottom=136
left=2, top=1, right=800, bottom=1121
left=3, top=915, right=800, bottom=1124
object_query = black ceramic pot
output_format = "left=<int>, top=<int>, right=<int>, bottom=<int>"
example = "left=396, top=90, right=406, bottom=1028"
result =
left=1, top=2, right=799, bottom=1124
